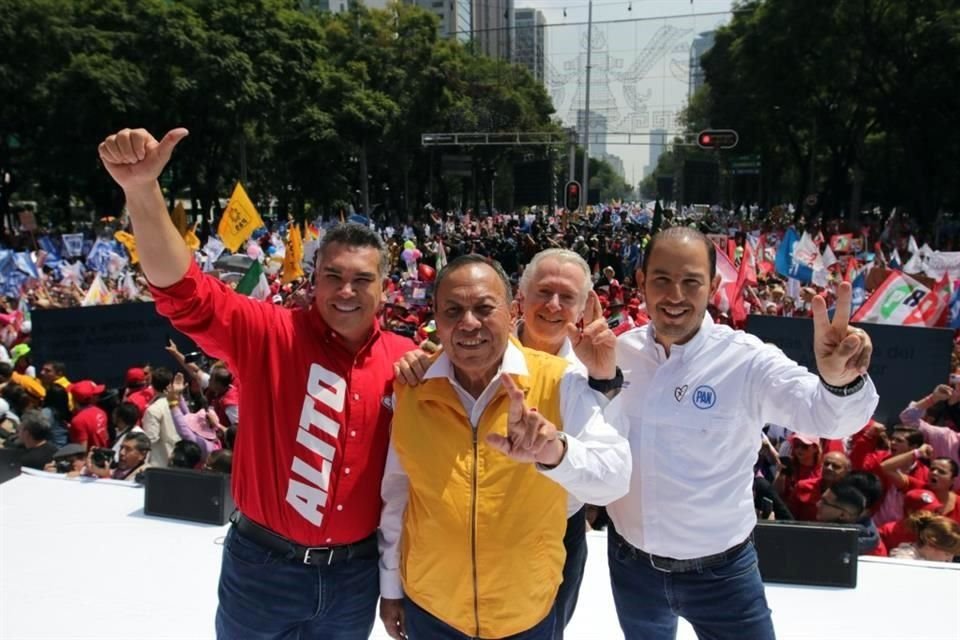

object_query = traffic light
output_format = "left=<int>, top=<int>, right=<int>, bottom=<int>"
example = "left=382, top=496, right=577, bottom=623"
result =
left=696, top=129, right=739, bottom=150
left=564, top=180, right=581, bottom=212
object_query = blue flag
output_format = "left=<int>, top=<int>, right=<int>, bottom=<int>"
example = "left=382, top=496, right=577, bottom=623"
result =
left=775, top=227, right=814, bottom=283
left=13, top=252, right=39, bottom=279
left=949, top=282, right=960, bottom=329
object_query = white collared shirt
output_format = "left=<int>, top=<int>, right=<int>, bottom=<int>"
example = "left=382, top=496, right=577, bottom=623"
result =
left=378, top=340, right=631, bottom=598
left=607, top=314, right=879, bottom=560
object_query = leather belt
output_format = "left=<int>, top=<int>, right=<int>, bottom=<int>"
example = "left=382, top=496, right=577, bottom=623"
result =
left=232, top=512, right=378, bottom=566
left=615, top=530, right=752, bottom=573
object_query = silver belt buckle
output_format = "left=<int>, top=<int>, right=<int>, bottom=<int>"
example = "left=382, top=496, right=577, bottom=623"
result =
left=648, top=553, right=675, bottom=573
left=303, top=547, right=334, bottom=566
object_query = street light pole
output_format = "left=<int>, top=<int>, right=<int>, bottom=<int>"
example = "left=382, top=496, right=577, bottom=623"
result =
left=581, top=0, right=593, bottom=207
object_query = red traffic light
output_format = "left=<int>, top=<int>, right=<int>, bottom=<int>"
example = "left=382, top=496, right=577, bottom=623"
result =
left=696, top=129, right=739, bottom=150
left=564, top=180, right=582, bottom=211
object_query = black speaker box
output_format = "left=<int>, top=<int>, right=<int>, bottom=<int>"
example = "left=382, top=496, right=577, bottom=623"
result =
left=0, top=448, right=22, bottom=485
left=143, top=467, right=234, bottom=525
left=753, top=521, right=860, bottom=588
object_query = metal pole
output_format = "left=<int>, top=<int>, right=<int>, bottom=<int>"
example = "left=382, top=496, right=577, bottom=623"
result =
left=581, top=0, right=593, bottom=206
left=568, top=129, right=576, bottom=184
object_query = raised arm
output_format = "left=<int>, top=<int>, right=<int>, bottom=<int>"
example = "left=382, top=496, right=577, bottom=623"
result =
left=98, top=127, right=191, bottom=287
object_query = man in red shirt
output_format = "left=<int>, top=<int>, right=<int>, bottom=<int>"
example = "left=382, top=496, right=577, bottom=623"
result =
left=99, top=127, right=415, bottom=640
left=67, top=380, right=108, bottom=448
left=788, top=451, right=851, bottom=522
left=123, top=367, right=155, bottom=415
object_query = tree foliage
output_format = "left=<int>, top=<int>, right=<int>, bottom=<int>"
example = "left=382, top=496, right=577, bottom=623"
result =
left=0, top=0, right=567, bottom=224
left=655, top=0, right=960, bottom=224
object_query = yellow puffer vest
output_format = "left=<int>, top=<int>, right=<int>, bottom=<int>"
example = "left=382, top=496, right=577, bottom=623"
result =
left=392, top=345, right=569, bottom=639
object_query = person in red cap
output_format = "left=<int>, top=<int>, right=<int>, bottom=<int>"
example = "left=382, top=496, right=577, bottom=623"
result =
left=879, top=488, right=944, bottom=551
left=773, top=433, right=822, bottom=502
left=67, top=380, right=108, bottom=448
left=123, top=366, right=155, bottom=415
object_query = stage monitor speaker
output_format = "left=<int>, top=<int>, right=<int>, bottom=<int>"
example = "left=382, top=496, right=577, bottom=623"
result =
left=0, top=448, right=22, bottom=485
left=753, top=521, right=859, bottom=588
left=143, top=467, right=234, bottom=525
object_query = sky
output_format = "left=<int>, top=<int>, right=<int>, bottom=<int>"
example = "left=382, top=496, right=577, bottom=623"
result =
left=514, top=0, right=735, bottom=185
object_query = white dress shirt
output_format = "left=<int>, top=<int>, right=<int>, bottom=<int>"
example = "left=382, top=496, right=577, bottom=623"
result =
left=607, top=314, right=879, bottom=560
left=378, top=340, right=631, bottom=598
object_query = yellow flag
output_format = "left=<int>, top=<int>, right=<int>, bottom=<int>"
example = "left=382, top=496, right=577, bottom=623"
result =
left=281, top=223, right=305, bottom=284
left=171, top=201, right=189, bottom=236
left=184, top=221, right=201, bottom=251
left=114, top=230, right=139, bottom=264
left=217, top=183, right=265, bottom=253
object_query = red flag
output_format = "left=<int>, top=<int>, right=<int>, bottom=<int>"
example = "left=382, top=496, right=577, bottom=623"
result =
left=737, top=241, right=757, bottom=289
left=727, top=239, right=737, bottom=262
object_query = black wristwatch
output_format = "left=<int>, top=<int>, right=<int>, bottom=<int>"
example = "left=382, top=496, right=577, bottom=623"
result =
left=589, top=367, right=624, bottom=393
left=820, top=375, right=867, bottom=397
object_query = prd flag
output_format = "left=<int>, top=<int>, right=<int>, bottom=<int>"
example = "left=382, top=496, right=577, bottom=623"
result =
left=184, top=221, right=201, bottom=252
left=218, top=183, right=265, bottom=253
left=281, top=223, right=304, bottom=285
left=114, top=231, right=139, bottom=264
left=851, top=271, right=930, bottom=325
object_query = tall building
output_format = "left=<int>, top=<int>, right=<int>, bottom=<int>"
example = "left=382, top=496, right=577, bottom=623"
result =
left=407, top=0, right=471, bottom=42
left=600, top=153, right=625, bottom=180
left=644, top=128, right=667, bottom=178
left=688, top=31, right=715, bottom=100
left=514, top=8, right=546, bottom=83
left=472, top=0, right=513, bottom=60
left=302, top=0, right=390, bottom=13
left=577, top=109, right=607, bottom=158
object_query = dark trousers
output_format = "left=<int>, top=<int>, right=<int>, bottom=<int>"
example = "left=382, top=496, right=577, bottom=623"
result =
left=214, top=526, right=378, bottom=640
left=552, top=507, right=588, bottom=639
left=608, top=528, right=776, bottom=640
left=403, top=596, right=555, bottom=640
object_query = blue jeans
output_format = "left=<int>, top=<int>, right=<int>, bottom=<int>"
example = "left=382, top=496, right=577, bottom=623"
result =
left=608, top=528, right=775, bottom=640
left=553, top=507, right=587, bottom=639
left=215, top=526, right=378, bottom=640
left=403, top=596, right=555, bottom=640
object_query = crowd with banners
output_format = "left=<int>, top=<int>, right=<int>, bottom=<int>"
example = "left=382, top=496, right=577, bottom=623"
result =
left=2, top=192, right=960, bottom=565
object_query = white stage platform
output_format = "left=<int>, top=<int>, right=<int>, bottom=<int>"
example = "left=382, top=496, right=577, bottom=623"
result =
left=2, top=472, right=959, bottom=640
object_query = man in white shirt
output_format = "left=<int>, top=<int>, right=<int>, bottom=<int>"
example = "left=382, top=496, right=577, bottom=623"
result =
left=607, top=227, right=879, bottom=640
left=378, top=255, right=630, bottom=640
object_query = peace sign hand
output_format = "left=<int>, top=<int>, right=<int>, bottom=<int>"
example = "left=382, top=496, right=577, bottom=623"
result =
left=568, top=290, right=618, bottom=380
left=486, top=375, right=565, bottom=466
left=812, top=282, right=872, bottom=387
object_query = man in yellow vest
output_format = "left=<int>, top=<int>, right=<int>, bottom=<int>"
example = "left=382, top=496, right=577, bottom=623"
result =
left=379, top=255, right=631, bottom=640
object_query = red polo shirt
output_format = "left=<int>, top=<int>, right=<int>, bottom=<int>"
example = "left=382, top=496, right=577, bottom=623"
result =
left=69, top=405, right=109, bottom=448
left=151, top=261, right=414, bottom=546
left=787, top=476, right=824, bottom=522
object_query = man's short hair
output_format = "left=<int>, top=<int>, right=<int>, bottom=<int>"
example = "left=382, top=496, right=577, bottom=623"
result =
left=150, top=367, right=173, bottom=394
left=171, top=440, right=203, bottom=469
left=210, top=366, right=233, bottom=388
left=642, top=227, right=717, bottom=279
left=20, top=409, right=52, bottom=442
left=123, top=431, right=152, bottom=455
left=0, top=362, right=12, bottom=381
left=829, top=477, right=869, bottom=517
left=44, top=361, right=66, bottom=376
left=845, top=471, right=884, bottom=510
left=114, top=402, right=142, bottom=428
left=316, top=223, right=388, bottom=277
left=434, top=254, right=513, bottom=305
left=519, top=249, right=592, bottom=305
left=892, top=425, right=925, bottom=449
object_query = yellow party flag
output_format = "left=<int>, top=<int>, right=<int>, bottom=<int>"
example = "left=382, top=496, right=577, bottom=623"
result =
left=114, top=230, right=139, bottom=264
left=281, top=222, right=305, bottom=284
left=217, top=182, right=265, bottom=253
left=171, top=201, right=189, bottom=236
left=184, top=221, right=201, bottom=251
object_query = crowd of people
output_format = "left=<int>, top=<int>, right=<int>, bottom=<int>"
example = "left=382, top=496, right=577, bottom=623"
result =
left=0, top=124, right=959, bottom=640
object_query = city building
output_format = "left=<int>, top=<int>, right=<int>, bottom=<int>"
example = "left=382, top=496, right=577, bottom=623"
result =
left=472, top=0, right=513, bottom=60
left=302, top=0, right=391, bottom=13
left=688, top=31, right=715, bottom=100
left=576, top=109, right=607, bottom=158
left=643, top=127, right=667, bottom=179
left=405, top=0, right=472, bottom=42
left=600, top=153, right=625, bottom=179
left=514, top=8, right=546, bottom=83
